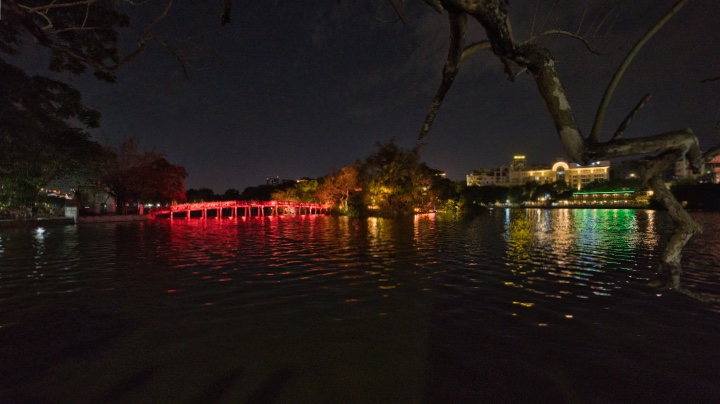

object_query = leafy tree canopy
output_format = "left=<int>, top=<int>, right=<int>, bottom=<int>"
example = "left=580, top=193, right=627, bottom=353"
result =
left=1, top=0, right=153, bottom=81
left=0, top=59, right=106, bottom=210
left=101, top=138, right=187, bottom=212
left=187, top=188, right=217, bottom=202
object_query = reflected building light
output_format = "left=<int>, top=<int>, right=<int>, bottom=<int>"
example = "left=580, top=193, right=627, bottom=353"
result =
left=367, top=217, right=380, bottom=241
left=646, top=210, right=656, bottom=234
left=34, top=227, right=46, bottom=243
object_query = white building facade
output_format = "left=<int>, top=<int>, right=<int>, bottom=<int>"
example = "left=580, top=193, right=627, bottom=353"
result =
left=469, top=156, right=611, bottom=190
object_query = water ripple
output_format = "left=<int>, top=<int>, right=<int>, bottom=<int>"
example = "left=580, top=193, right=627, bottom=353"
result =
left=1, top=211, right=720, bottom=402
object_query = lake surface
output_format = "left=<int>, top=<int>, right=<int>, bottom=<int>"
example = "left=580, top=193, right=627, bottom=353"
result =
left=1, top=209, right=719, bottom=403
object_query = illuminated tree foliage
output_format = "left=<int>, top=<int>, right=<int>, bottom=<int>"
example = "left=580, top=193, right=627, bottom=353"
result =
left=271, top=179, right=319, bottom=202
left=315, top=164, right=361, bottom=213
left=272, top=141, right=449, bottom=215
left=361, top=139, right=444, bottom=215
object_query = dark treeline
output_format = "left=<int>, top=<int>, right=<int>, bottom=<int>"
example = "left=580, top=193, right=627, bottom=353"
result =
left=671, top=181, right=720, bottom=211
left=186, top=184, right=294, bottom=203
left=188, top=174, right=720, bottom=214
left=183, top=141, right=637, bottom=216
left=1, top=135, right=187, bottom=218
left=188, top=140, right=457, bottom=216
left=187, top=153, right=720, bottom=216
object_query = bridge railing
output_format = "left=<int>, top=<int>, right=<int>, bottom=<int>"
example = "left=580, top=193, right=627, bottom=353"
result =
left=148, top=200, right=331, bottom=219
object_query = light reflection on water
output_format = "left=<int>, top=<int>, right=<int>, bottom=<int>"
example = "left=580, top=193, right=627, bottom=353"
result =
left=501, top=209, right=660, bottom=300
left=0, top=209, right=719, bottom=402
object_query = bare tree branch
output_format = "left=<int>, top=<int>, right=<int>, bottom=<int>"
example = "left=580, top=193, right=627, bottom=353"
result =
left=611, top=94, right=651, bottom=141
left=523, top=29, right=602, bottom=55
left=50, top=26, right=101, bottom=34
left=420, top=0, right=718, bottom=299
left=461, top=40, right=491, bottom=60
left=19, top=0, right=96, bottom=13
left=5, top=0, right=178, bottom=79
left=419, top=11, right=466, bottom=139
left=423, top=0, right=444, bottom=14
left=590, top=0, right=689, bottom=142
left=221, top=0, right=234, bottom=26
left=373, top=15, right=403, bottom=24
left=144, top=0, right=174, bottom=34
left=591, top=128, right=702, bottom=167
left=387, top=0, right=406, bottom=24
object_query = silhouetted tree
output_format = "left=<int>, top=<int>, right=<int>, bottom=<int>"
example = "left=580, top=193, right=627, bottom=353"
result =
left=1, top=0, right=176, bottom=81
left=1, top=0, right=177, bottom=215
left=532, top=181, right=571, bottom=203
left=222, top=188, right=241, bottom=200
left=241, top=182, right=294, bottom=201
left=187, top=188, right=217, bottom=202
left=671, top=181, right=720, bottom=211
left=583, top=178, right=644, bottom=192
left=102, top=138, right=187, bottom=213
left=0, top=60, right=106, bottom=213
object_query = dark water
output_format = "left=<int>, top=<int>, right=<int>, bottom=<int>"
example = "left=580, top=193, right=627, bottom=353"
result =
left=1, top=209, right=719, bottom=403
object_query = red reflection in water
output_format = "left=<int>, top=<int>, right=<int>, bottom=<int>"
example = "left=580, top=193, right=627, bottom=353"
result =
left=160, top=215, right=332, bottom=294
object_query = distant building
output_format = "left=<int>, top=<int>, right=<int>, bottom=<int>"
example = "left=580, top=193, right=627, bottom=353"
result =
left=699, top=155, right=720, bottom=183
left=559, top=189, right=654, bottom=208
left=76, top=184, right=116, bottom=215
left=508, top=156, right=610, bottom=190
left=468, top=155, right=611, bottom=190
left=466, top=166, right=509, bottom=186
left=266, top=176, right=295, bottom=186
left=510, top=155, right=526, bottom=171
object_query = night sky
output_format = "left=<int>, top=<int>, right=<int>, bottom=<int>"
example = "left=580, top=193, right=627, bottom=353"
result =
left=24, top=0, right=720, bottom=193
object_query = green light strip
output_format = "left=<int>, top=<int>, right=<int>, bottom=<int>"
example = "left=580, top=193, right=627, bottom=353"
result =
left=574, top=190, right=635, bottom=195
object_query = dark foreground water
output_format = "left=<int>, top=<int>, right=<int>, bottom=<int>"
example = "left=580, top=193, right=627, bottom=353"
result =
left=1, top=209, right=719, bottom=403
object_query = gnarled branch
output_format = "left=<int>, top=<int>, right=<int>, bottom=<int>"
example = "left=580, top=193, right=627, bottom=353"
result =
left=589, top=0, right=689, bottom=142
left=419, top=11, right=467, bottom=139
left=611, top=94, right=651, bottom=141
left=523, top=29, right=602, bottom=55
left=4, top=0, right=177, bottom=80
left=461, top=40, right=491, bottom=60
left=421, top=0, right=719, bottom=300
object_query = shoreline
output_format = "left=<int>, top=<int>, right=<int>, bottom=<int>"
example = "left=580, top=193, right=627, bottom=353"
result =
left=0, top=214, right=147, bottom=228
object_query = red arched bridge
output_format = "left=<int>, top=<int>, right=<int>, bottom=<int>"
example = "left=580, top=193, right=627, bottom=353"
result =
left=148, top=200, right=330, bottom=219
